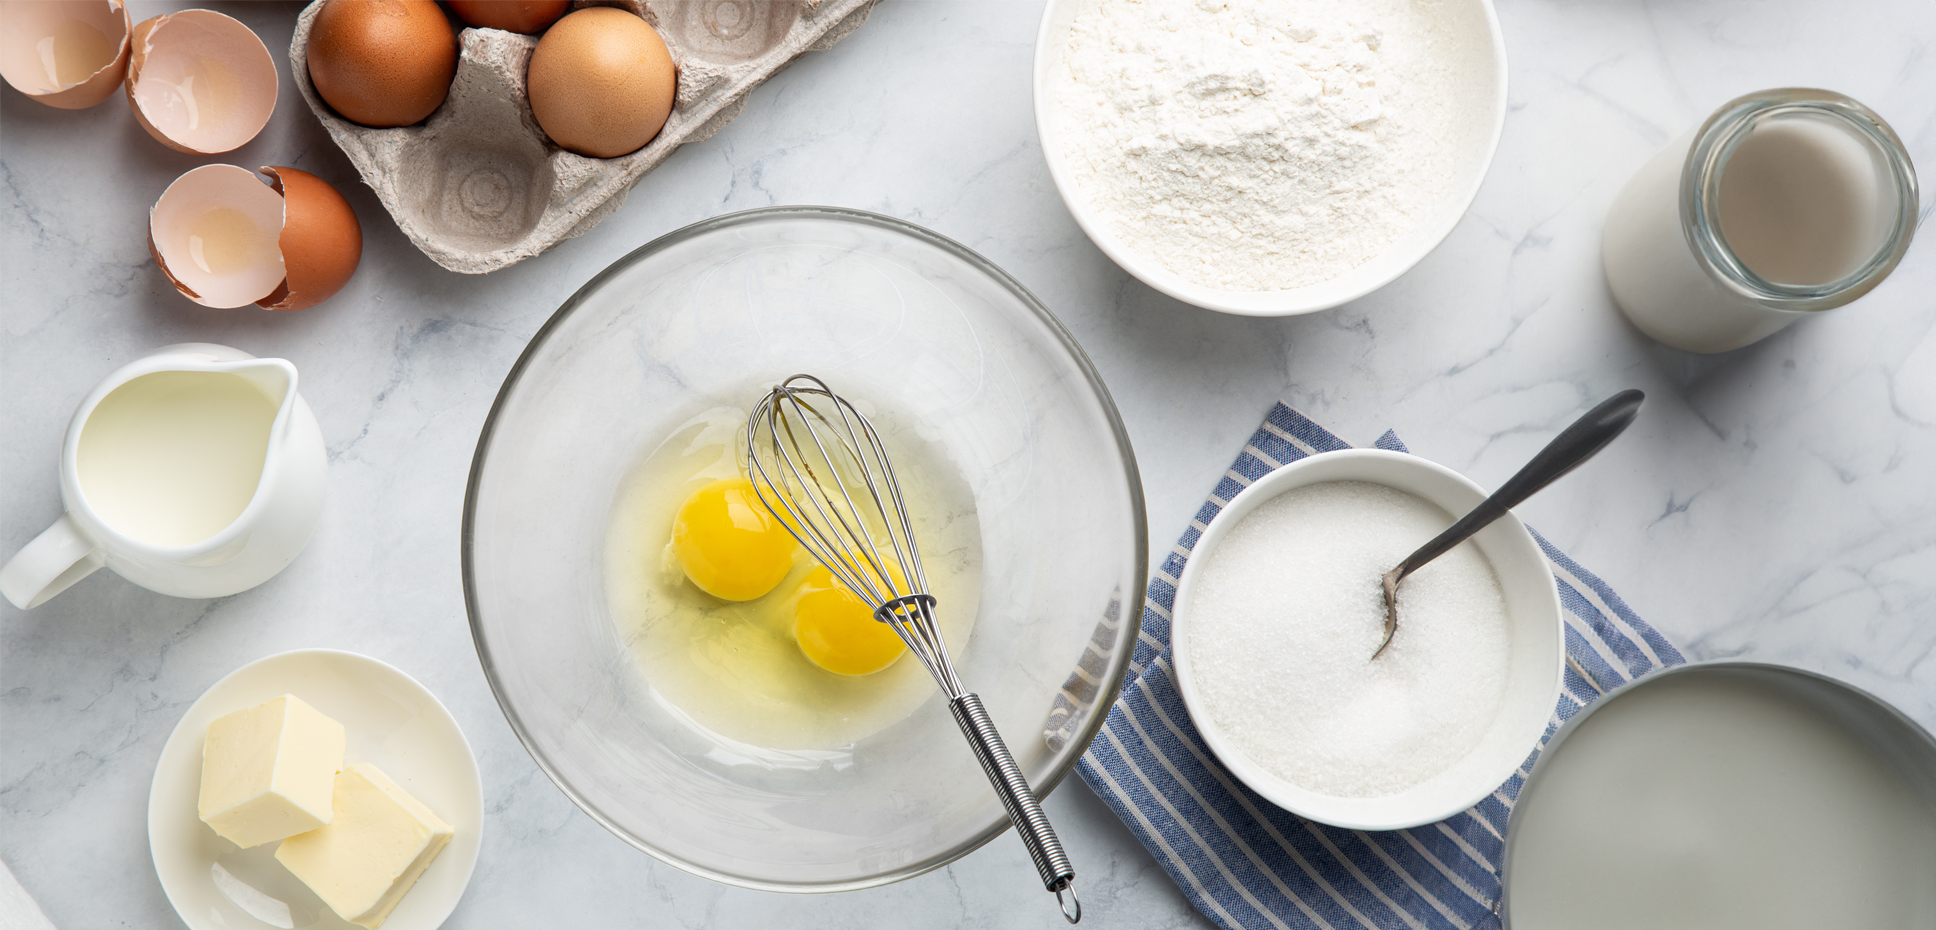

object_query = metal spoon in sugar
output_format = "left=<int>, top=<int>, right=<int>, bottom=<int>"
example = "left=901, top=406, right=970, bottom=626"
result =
left=1374, top=390, right=1645, bottom=660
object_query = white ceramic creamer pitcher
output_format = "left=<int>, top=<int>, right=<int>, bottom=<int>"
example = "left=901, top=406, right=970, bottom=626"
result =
left=1, top=344, right=327, bottom=608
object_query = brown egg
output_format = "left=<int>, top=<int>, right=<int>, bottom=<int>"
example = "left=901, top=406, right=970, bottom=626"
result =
left=307, top=0, right=458, bottom=128
left=526, top=7, right=676, bottom=159
left=148, top=165, right=363, bottom=312
left=125, top=10, right=278, bottom=154
left=446, top=0, right=568, bottom=34
left=0, top=0, right=131, bottom=109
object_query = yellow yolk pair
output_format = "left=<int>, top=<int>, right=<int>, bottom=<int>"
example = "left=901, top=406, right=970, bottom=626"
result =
left=670, top=478, right=906, bottom=676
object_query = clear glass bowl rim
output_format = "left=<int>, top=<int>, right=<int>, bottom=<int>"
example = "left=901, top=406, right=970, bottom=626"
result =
left=460, top=204, right=1149, bottom=891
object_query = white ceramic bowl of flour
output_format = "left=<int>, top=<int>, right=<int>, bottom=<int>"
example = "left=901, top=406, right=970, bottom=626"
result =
left=1171, top=450, right=1562, bottom=830
left=1034, top=0, right=1507, bottom=316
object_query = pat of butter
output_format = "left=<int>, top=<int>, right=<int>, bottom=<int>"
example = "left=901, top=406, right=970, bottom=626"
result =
left=198, top=694, right=347, bottom=848
left=275, top=762, right=454, bottom=929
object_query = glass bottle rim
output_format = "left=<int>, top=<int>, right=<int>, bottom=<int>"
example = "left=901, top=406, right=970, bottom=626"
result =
left=1680, top=88, right=1919, bottom=312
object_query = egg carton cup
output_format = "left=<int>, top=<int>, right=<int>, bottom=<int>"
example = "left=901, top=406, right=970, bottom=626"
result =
left=289, top=0, right=880, bottom=274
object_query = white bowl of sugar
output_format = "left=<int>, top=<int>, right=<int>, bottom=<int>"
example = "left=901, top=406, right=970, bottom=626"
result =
left=1172, top=449, right=1562, bottom=830
left=1033, top=0, right=1508, bottom=316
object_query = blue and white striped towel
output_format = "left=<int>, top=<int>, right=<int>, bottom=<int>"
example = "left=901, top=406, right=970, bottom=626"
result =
left=1073, top=403, right=1684, bottom=930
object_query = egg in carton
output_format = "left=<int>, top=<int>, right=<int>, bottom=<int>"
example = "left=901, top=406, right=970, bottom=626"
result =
left=289, top=0, right=879, bottom=274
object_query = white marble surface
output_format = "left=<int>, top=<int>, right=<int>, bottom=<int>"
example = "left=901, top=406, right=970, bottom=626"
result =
left=4, top=1, right=1933, bottom=927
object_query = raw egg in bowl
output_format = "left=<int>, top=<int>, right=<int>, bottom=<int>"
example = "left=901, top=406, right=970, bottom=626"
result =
left=464, top=207, right=1145, bottom=891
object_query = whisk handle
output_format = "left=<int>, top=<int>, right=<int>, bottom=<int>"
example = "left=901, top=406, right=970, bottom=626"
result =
left=949, top=693, right=1080, bottom=923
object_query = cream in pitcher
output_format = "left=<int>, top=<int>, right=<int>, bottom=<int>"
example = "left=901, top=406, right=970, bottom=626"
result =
left=78, top=370, right=280, bottom=547
left=1, top=344, right=328, bottom=608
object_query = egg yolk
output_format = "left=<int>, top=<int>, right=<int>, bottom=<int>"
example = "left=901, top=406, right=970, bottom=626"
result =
left=671, top=478, right=796, bottom=601
left=792, top=566, right=908, bottom=676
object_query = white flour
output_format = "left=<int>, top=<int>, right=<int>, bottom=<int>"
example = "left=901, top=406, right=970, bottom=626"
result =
left=1052, top=0, right=1466, bottom=291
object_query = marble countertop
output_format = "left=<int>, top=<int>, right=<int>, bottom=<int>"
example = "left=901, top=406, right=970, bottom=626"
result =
left=4, top=1, right=1932, bottom=927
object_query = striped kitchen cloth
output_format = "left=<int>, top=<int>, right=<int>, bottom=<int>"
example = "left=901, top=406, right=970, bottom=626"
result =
left=1066, top=402, right=1683, bottom=930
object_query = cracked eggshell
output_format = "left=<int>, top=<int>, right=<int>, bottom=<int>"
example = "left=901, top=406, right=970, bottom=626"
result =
left=125, top=9, right=278, bottom=154
left=259, top=166, right=364, bottom=312
left=149, top=164, right=364, bottom=312
left=149, top=164, right=286, bottom=309
left=288, top=0, right=881, bottom=274
left=0, top=0, right=132, bottom=109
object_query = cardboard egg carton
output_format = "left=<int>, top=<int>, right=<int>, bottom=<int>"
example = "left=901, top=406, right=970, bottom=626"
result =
left=288, top=0, right=879, bottom=274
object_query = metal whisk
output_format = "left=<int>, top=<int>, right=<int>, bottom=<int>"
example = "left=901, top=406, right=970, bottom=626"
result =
left=746, top=374, right=1080, bottom=924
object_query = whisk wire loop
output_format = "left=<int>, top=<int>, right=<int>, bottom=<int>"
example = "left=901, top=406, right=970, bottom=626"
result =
left=748, top=378, right=971, bottom=695
left=750, top=379, right=929, bottom=606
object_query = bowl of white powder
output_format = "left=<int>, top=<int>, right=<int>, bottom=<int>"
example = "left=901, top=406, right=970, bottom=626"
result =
left=1035, top=0, right=1507, bottom=315
left=1171, top=449, right=1562, bottom=830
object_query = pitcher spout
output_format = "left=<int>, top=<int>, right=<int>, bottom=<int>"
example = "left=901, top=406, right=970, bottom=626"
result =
left=220, top=358, right=301, bottom=450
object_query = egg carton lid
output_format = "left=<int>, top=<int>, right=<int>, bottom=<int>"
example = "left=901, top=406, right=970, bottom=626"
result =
left=289, top=0, right=880, bottom=274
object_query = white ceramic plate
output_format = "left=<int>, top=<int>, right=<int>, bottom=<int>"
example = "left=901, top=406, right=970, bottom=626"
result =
left=148, top=649, right=482, bottom=930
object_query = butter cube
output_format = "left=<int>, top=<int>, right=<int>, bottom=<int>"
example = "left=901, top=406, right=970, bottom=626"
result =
left=199, top=694, right=347, bottom=848
left=276, top=762, right=454, bottom=929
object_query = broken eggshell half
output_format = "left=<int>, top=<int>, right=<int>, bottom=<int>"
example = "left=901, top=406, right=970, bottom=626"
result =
left=125, top=9, right=277, bottom=154
left=149, top=164, right=363, bottom=312
left=0, top=0, right=132, bottom=109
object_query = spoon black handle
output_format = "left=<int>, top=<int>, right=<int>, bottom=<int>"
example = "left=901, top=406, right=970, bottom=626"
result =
left=1392, top=389, right=1645, bottom=582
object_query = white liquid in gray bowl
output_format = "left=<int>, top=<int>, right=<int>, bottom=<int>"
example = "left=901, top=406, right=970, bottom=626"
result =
left=1506, top=668, right=1936, bottom=929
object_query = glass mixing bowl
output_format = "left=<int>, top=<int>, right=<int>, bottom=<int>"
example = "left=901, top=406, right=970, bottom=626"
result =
left=463, top=206, right=1146, bottom=891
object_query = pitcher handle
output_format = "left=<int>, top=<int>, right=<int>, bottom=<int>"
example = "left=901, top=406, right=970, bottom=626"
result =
left=1, top=514, right=104, bottom=609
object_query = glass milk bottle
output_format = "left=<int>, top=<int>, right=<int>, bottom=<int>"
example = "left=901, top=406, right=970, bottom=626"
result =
left=1602, top=89, right=1918, bottom=353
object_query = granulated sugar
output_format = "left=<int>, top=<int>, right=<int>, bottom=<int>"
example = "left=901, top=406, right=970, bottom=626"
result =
left=1187, top=480, right=1510, bottom=798
left=1051, top=0, right=1471, bottom=291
